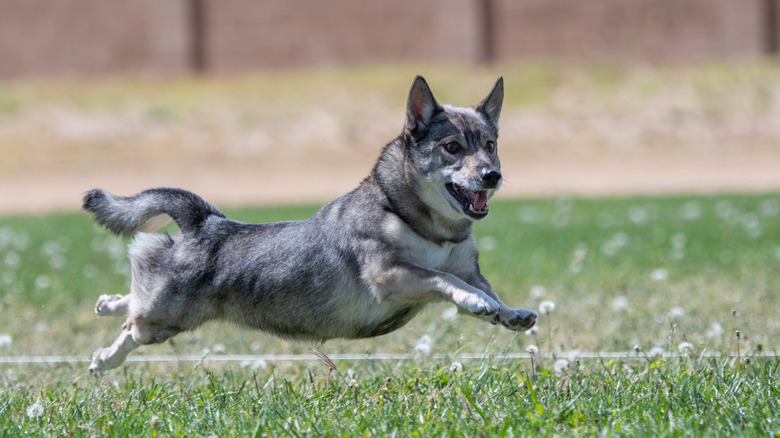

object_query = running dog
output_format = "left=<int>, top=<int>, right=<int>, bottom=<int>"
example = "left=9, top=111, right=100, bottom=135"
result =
left=83, top=76, right=537, bottom=372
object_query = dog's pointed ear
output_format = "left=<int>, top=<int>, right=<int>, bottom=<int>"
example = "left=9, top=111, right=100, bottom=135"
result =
left=475, top=77, right=504, bottom=131
left=405, top=75, right=440, bottom=138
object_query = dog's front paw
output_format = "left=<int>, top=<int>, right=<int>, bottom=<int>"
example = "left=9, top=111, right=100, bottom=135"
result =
left=462, top=294, right=500, bottom=316
left=499, top=309, right=537, bottom=331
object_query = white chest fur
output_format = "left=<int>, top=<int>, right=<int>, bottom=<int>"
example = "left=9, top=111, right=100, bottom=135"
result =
left=383, top=215, right=456, bottom=270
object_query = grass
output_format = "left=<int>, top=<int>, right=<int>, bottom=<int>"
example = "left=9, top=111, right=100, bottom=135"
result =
left=1, top=192, right=779, bottom=435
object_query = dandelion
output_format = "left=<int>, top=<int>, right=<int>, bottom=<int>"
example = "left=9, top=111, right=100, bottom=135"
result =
left=759, top=199, right=780, bottom=217
left=240, top=359, right=268, bottom=371
left=34, top=275, right=51, bottom=290
left=212, top=343, right=226, bottom=354
left=628, top=205, right=648, bottom=224
left=651, top=268, right=668, bottom=282
left=414, top=335, right=432, bottom=356
left=4, top=251, right=21, bottom=270
left=706, top=322, right=724, bottom=338
left=450, top=361, right=463, bottom=373
left=648, top=346, right=665, bottom=357
left=679, top=201, right=702, bottom=220
left=539, top=301, right=555, bottom=314
left=26, top=403, right=44, bottom=419
left=671, top=233, right=687, bottom=249
left=479, top=235, right=497, bottom=252
left=553, top=359, right=569, bottom=375
left=669, top=306, right=685, bottom=320
left=677, top=342, right=693, bottom=353
left=525, top=326, right=539, bottom=336
left=611, top=296, right=628, bottom=312
left=526, top=344, right=538, bottom=380
left=529, top=285, right=546, bottom=300
left=441, top=306, right=458, bottom=321
left=517, top=206, right=538, bottom=223
left=0, top=334, right=11, bottom=348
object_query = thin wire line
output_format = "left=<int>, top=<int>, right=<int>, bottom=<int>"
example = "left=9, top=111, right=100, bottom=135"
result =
left=0, top=351, right=775, bottom=365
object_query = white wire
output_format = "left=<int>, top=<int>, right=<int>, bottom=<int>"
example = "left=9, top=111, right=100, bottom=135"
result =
left=0, top=351, right=774, bottom=365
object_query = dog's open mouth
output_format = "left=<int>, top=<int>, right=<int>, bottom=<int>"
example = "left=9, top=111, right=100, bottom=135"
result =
left=446, top=183, right=489, bottom=219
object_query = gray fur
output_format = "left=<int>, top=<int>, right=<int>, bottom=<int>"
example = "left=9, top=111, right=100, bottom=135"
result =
left=85, top=76, right=537, bottom=373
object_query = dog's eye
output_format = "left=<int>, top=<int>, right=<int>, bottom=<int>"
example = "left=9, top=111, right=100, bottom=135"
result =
left=444, top=142, right=460, bottom=153
left=485, top=141, right=496, bottom=153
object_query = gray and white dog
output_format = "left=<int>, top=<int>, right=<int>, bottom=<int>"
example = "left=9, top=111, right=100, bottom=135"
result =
left=83, top=76, right=537, bottom=373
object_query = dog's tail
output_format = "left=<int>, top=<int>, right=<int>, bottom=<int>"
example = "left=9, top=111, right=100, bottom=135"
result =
left=83, top=188, right=226, bottom=237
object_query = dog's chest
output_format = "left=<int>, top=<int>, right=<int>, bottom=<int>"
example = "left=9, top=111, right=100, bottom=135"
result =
left=384, top=214, right=459, bottom=269
left=401, top=233, right=455, bottom=269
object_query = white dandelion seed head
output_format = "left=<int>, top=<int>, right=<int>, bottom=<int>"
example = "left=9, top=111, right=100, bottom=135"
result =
left=479, top=235, right=497, bottom=252
left=414, top=335, right=432, bottom=356
left=414, top=343, right=431, bottom=356
left=651, top=268, right=668, bottom=282
left=34, top=275, right=51, bottom=290
left=760, top=199, right=780, bottom=217
left=211, top=343, right=226, bottom=354
left=525, top=326, right=539, bottom=336
left=706, top=322, right=724, bottom=338
left=553, top=359, right=569, bottom=375
left=526, top=344, right=539, bottom=355
left=648, top=346, right=665, bottom=357
left=565, top=350, right=581, bottom=362
left=450, top=361, right=463, bottom=373
left=678, top=342, right=694, bottom=352
left=529, top=285, right=546, bottom=300
left=240, top=359, right=268, bottom=371
left=628, top=205, right=648, bottom=224
left=441, top=306, right=458, bottom=321
left=539, top=300, right=556, bottom=314
left=611, top=296, right=629, bottom=312
left=669, top=306, right=686, bottom=320
left=26, top=403, right=44, bottom=419
left=679, top=201, right=702, bottom=220
left=4, top=251, right=21, bottom=270
left=0, top=334, right=11, bottom=348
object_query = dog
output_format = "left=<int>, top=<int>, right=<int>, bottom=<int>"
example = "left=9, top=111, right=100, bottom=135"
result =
left=83, top=76, right=537, bottom=373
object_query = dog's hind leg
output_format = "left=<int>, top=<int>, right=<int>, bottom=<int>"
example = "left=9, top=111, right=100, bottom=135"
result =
left=89, top=325, right=138, bottom=373
left=89, top=317, right=183, bottom=373
left=94, top=294, right=130, bottom=316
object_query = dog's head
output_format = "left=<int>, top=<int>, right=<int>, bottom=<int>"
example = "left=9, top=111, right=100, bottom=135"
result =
left=404, top=76, right=504, bottom=222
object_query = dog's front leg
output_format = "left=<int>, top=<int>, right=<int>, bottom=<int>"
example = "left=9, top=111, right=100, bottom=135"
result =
left=461, top=273, right=537, bottom=330
left=371, top=263, right=500, bottom=316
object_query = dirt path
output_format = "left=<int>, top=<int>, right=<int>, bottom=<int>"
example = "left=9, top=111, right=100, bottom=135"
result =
left=2, top=66, right=780, bottom=214
left=2, top=152, right=779, bottom=215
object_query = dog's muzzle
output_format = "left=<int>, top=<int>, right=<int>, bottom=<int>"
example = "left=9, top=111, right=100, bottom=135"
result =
left=446, top=183, right=490, bottom=219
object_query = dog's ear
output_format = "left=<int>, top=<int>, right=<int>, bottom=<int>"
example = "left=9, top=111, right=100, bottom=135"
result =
left=405, top=75, right=440, bottom=138
left=475, top=77, right=504, bottom=132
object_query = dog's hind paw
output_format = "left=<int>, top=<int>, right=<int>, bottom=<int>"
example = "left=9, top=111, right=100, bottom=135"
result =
left=95, top=294, right=127, bottom=316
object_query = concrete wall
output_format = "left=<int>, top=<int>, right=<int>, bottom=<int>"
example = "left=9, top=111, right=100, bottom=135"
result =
left=0, top=0, right=776, bottom=78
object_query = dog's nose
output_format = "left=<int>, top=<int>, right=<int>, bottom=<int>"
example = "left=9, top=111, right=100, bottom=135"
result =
left=481, top=169, right=502, bottom=187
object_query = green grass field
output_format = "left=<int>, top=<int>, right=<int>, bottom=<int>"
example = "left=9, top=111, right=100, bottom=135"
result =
left=1, top=193, right=779, bottom=436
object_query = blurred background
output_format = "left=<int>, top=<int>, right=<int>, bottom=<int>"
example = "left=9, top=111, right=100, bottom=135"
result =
left=1, top=0, right=779, bottom=213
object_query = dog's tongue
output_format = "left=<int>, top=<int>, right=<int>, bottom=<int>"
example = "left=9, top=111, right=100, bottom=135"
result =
left=460, top=187, right=488, bottom=210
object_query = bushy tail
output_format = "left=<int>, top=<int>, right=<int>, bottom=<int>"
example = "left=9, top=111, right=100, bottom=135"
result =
left=83, top=188, right=226, bottom=237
